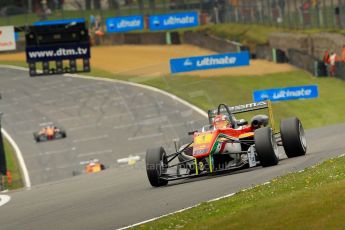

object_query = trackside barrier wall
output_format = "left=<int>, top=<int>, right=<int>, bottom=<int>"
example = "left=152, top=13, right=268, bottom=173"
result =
left=255, top=45, right=272, bottom=61
left=182, top=31, right=249, bottom=54
left=288, top=49, right=318, bottom=75
left=183, top=31, right=249, bottom=53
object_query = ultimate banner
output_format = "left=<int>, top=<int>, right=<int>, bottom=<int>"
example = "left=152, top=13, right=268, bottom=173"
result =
left=170, top=51, right=250, bottom=74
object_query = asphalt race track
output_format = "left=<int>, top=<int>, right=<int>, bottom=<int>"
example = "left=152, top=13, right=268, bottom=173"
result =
left=1, top=67, right=345, bottom=229
left=0, top=67, right=206, bottom=185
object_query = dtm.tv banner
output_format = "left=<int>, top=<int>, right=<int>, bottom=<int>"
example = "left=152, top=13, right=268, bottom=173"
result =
left=149, top=12, right=199, bottom=31
left=170, top=51, right=250, bottom=74
left=253, top=85, right=319, bottom=102
left=26, top=43, right=90, bottom=62
left=106, top=15, right=144, bottom=33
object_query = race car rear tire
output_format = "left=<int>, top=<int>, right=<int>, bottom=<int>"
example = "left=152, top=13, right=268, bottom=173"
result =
left=254, top=127, right=279, bottom=167
left=60, top=130, right=67, bottom=138
left=146, top=147, right=168, bottom=187
left=33, top=133, right=40, bottom=142
left=280, top=117, right=307, bottom=158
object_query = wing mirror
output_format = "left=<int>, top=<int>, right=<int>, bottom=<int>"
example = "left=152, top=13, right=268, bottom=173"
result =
left=188, top=130, right=197, bottom=135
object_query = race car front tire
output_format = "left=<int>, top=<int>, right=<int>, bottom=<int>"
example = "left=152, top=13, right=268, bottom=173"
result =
left=60, top=130, right=67, bottom=138
left=280, top=117, right=307, bottom=158
left=146, top=147, right=168, bottom=187
left=254, top=127, right=279, bottom=167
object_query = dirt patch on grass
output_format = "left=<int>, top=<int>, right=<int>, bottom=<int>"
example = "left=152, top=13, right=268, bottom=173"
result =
left=0, top=45, right=295, bottom=77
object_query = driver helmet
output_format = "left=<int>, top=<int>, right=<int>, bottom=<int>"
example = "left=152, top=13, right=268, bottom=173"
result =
left=213, top=114, right=231, bottom=129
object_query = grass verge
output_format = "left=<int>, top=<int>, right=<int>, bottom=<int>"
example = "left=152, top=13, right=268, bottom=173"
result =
left=137, top=155, right=345, bottom=229
left=2, top=136, right=23, bottom=190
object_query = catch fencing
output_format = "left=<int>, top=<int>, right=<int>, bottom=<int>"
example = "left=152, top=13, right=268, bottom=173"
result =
left=2, top=0, right=345, bottom=29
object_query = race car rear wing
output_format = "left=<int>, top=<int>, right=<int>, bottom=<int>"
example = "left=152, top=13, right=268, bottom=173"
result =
left=207, top=101, right=276, bottom=131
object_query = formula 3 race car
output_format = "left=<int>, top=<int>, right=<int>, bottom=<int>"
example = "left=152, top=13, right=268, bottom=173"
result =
left=145, top=101, right=307, bottom=187
left=33, top=123, right=66, bottom=142
left=72, top=159, right=106, bottom=176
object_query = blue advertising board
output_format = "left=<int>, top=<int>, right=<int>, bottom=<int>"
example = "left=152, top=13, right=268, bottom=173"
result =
left=170, top=51, right=250, bottom=74
left=34, top=18, right=85, bottom=26
left=149, top=12, right=199, bottom=31
left=26, top=43, right=90, bottom=62
left=106, top=15, right=144, bottom=33
left=253, top=85, right=319, bottom=102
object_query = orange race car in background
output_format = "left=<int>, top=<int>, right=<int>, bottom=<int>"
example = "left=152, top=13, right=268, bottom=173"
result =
left=146, top=101, right=307, bottom=187
left=72, top=159, right=106, bottom=176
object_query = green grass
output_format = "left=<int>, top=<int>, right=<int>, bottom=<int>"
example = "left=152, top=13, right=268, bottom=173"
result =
left=3, top=137, right=23, bottom=190
left=138, top=155, right=345, bottom=229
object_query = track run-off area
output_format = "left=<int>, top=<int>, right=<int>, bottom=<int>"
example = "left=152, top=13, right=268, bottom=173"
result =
left=0, top=66, right=345, bottom=229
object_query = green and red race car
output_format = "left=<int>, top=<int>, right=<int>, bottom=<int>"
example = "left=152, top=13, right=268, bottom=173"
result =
left=145, top=101, right=307, bottom=187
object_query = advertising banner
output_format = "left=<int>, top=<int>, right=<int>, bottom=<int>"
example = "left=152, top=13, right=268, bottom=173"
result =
left=149, top=12, right=199, bottom=31
left=170, top=51, right=250, bottom=74
left=0, top=26, right=16, bottom=52
left=26, top=43, right=90, bottom=62
left=106, top=15, right=144, bottom=33
left=253, top=85, right=319, bottom=102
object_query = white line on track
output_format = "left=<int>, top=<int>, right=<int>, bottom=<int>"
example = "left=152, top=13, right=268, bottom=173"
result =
left=0, top=195, right=11, bottom=207
left=128, top=133, right=163, bottom=141
left=38, top=147, right=75, bottom=156
left=13, top=118, right=42, bottom=126
left=57, top=115, right=92, bottom=122
left=103, top=113, right=129, bottom=120
left=73, top=134, right=108, bottom=143
left=68, top=124, right=99, bottom=131
left=77, top=149, right=113, bottom=157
